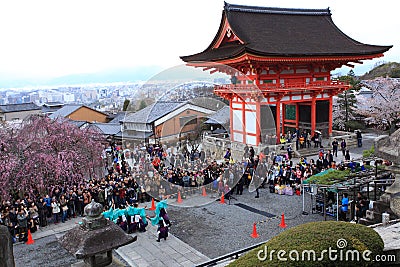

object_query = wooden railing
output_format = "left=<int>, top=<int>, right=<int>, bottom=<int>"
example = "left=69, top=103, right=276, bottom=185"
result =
left=214, top=80, right=349, bottom=93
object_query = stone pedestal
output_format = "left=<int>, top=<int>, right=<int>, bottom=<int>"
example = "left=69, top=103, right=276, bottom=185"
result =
left=0, top=225, right=15, bottom=267
left=386, top=178, right=400, bottom=217
left=60, top=200, right=136, bottom=267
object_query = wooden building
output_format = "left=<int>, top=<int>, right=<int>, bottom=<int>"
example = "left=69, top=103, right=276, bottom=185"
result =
left=121, top=101, right=215, bottom=143
left=49, top=104, right=110, bottom=123
left=181, top=3, right=392, bottom=146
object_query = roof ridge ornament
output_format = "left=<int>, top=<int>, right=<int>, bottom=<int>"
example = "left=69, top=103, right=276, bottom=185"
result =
left=224, top=2, right=330, bottom=16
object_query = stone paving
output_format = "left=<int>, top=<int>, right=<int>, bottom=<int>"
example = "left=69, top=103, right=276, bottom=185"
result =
left=373, top=222, right=400, bottom=251
left=116, top=223, right=210, bottom=267
left=30, top=209, right=209, bottom=267
left=32, top=217, right=82, bottom=240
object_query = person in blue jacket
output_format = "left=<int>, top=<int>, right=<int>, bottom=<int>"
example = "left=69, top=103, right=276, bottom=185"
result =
left=339, top=193, right=349, bottom=221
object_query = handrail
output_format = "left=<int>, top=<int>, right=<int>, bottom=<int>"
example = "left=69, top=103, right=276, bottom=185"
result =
left=215, top=80, right=349, bottom=92
left=195, top=240, right=268, bottom=267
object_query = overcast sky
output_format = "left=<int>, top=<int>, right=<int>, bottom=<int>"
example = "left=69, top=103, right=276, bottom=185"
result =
left=0, top=0, right=398, bottom=80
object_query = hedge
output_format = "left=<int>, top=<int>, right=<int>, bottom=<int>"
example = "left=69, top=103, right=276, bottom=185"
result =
left=229, top=221, right=384, bottom=267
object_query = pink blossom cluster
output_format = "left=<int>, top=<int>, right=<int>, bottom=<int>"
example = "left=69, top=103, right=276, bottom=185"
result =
left=0, top=115, right=105, bottom=200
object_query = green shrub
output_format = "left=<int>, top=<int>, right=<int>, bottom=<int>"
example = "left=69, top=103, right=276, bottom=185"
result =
left=345, top=121, right=366, bottom=131
left=362, top=145, right=375, bottom=158
left=305, top=169, right=351, bottom=185
left=229, top=221, right=384, bottom=267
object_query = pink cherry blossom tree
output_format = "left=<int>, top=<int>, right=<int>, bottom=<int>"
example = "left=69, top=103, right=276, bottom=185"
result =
left=360, top=77, right=400, bottom=134
left=0, top=115, right=105, bottom=200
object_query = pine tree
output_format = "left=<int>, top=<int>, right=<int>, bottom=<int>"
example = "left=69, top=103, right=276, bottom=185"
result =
left=122, top=99, right=130, bottom=111
left=138, top=100, right=147, bottom=111
left=333, top=70, right=360, bottom=129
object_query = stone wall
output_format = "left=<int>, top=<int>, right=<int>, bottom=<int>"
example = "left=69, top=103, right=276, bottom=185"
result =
left=202, top=135, right=296, bottom=162
left=328, top=130, right=358, bottom=148
left=375, top=131, right=400, bottom=165
left=0, top=225, right=15, bottom=267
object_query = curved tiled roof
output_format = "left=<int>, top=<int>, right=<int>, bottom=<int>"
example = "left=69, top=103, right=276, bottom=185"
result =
left=0, top=103, right=41, bottom=113
left=204, top=106, right=230, bottom=125
left=181, top=2, right=392, bottom=62
left=49, top=105, right=82, bottom=119
left=89, top=123, right=121, bottom=135
left=123, top=102, right=184, bottom=124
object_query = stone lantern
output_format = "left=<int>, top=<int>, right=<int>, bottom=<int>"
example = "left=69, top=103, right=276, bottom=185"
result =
left=60, top=200, right=136, bottom=266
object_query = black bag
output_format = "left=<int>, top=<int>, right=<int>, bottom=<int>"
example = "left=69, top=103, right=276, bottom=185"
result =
left=269, top=184, right=275, bottom=193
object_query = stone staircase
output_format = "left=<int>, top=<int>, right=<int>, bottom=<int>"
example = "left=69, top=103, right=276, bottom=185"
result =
left=295, top=147, right=323, bottom=158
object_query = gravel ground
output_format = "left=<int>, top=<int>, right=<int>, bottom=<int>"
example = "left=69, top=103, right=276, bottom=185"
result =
left=168, top=187, right=332, bottom=259
left=13, top=235, right=78, bottom=267
left=168, top=135, right=380, bottom=259
left=13, top=232, right=130, bottom=267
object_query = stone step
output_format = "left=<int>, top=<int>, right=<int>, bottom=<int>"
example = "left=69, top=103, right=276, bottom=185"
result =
left=358, top=217, right=377, bottom=226
left=372, top=200, right=391, bottom=213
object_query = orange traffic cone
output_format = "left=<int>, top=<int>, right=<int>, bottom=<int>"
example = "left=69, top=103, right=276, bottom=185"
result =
left=149, top=198, right=156, bottom=211
left=202, top=187, right=207, bottom=197
left=279, top=213, right=287, bottom=228
left=250, top=223, right=259, bottom=238
left=177, top=191, right=183, bottom=203
left=26, top=229, right=35, bottom=245
left=220, top=192, right=225, bottom=204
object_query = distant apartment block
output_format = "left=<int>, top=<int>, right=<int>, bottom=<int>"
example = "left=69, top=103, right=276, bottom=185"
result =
left=63, top=93, right=75, bottom=103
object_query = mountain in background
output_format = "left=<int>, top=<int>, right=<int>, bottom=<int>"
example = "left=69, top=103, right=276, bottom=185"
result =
left=3, top=62, right=399, bottom=89
left=0, top=66, right=163, bottom=89
left=360, top=62, right=400, bottom=80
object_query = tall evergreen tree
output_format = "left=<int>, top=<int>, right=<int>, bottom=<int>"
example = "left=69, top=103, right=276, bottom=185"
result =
left=122, top=99, right=130, bottom=111
left=138, top=100, right=147, bottom=111
left=333, top=70, right=360, bottom=130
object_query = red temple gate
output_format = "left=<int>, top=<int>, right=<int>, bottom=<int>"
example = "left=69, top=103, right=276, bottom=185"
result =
left=181, top=3, right=391, bottom=146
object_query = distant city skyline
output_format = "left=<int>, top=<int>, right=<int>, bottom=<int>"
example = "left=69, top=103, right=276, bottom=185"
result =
left=0, top=0, right=398, bottom=88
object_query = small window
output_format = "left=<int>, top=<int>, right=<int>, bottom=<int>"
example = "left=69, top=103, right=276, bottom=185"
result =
left=316, top=77, right=325, bottom=81
left=263, top=80, right=274, bottom=84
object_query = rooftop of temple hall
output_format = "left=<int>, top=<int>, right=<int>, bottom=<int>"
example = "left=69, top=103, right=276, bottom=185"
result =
left=181, top=2, right=392, bottom=62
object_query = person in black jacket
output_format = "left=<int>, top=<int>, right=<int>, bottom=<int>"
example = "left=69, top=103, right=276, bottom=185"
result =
left=236, top=174, right=245, bottom=195
left=356, top=130, right=362, bottom=147
left=345, top=149, right=351, bottom=161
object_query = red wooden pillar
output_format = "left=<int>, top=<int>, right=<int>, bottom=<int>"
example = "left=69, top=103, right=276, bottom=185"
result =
left=295, top=103, right=299, bottom=130
left=282, top=103, right=286, bottom=135
left=242, top=100, right=246, bottom=144
left=328, top=95, right=333, bottom=136
left=255, top=74, right=261, bottom=146
left=229, top=98, right=234, bottom=141
left=276, top=100, right=281, bottom=144
left=256, top=100, right=261, bottom=145
left=311, top=95, right=316, bottom=136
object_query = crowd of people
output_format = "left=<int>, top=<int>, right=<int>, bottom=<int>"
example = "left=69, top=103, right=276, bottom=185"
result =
left=0, top=130, right=369, bottom=243
left=278, top=129, right=324, bottom=150
left=0, top=141, right=244, bottom=243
